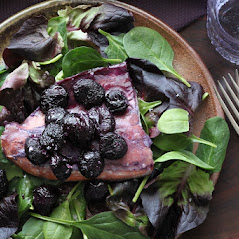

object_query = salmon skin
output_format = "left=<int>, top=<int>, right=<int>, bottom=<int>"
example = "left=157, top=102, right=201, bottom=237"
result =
left=1, top=62, right=154, bottom=181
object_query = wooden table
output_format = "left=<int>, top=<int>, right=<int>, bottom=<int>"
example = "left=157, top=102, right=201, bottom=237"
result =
left=180, top=16, right=239, bottom=239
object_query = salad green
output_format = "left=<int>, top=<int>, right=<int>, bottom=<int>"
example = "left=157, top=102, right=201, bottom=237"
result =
left=0, top=2, right=230, bottom=239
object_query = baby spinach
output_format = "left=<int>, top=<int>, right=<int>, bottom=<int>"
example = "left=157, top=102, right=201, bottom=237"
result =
left=153, top=133, right=217, bottom=151
left=14, top=218, right=44, bottom=239
left=62, top=47, right=122, bottom=77
left=31, top=211, right=148, bottom=239
left=138, top=98, right=162, bottom=133
left=17, top=175, right=35, bottom=218
left=47, top=16, right=68, bottom=52
left=43, top=200, right=73, bottom=239
left=43, top=183, right=81, bottom=239
left=123, top=27, right=190, bottom=87
left=99, top=29, right=128, bottom=61
left=157, top=108, right=189, bottom=134
left=196, top=117, right=230, bottom=173
left=154, top=150, right=214, bottom=170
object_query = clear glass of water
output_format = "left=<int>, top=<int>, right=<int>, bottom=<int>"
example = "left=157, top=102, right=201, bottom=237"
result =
left=207, top=0, right=239, bottom=65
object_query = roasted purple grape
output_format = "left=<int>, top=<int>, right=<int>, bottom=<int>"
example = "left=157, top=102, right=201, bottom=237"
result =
left=73, top=79, right=105, bottom=108
left=39, top=123, right=65, bottom=152
left=0, top=169, right=8, bottom=200
left=105, top=90, right=128, bottom=113
left=40, top=85, right=69, bottom=113
left=63, top=112, right=94, bottom=146
left=89, top=105, right=115, bottom=136
left=84, top=180, right=108, bottom=202
left=33, top=185, right=59, bottom=215
left=45, top=107, right=66, bottom=125
left=51, top=153, right=72, bottom=181
left=78, top=150, right=104, bottom=178
left=100, top=132, right=128, bottom=160
left=25, top=135, right=48, bottom=165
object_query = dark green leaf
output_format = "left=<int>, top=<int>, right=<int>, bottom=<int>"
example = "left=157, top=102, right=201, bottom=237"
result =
left=138, top=98, right=162, bottom=116
left=154, top=150, right=214, bottom=170
left=15, top=218, right=44, bottom=239
left=17, top=175, right=35, bottom=217
left=123, top=27, right=190, bottom=87
left=196, top=116, right=230, bottom=173
left=138, top=98, right=162, bottom=134
left=157, top=108, right=189, bottom=134
left=43, top=200, right=73, bottom=239
left=74, top=212, right=149, bottom=239
left=153, top=133, right=191, bottom=151
left=62, top=47, right=122, bottom=77
left=153, top=133, right=216, bottom=151
left=43, top=182, right=82, bottom=239
left=47, top=16, right=68, bottom=53
left=31, top=211, right=149, bottom=239
left=69, top=182, right=86, bottom=221
left=99, top=29, right=128, bottom=61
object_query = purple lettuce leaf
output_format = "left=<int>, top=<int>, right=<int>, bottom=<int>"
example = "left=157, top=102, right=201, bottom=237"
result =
left=4, top=15, right=63, bottom=65
left=127, top=58, right=204, bottom=114
left=127, top=58, right=204, bottom=136
left=0, top=194, right=19, bottom=239
left=141, top=161, right=214, bottom=238
left=0, top=63, right=43, bottom=124
left=61, top=3, right=134, bottom=55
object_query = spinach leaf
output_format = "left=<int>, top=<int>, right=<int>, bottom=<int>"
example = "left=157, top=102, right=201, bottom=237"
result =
left=31, top=211, right=149, bottom=239
left=15, top=218, right=44, bottom=239
left=123, top=27, right=190, bottom=87
left=153, top=133, right=216, bottom=151
left=69, top=183, right=86, bottom=221
left=77, top=211, right=148, bottom=239
left=43, top=182, right=81, bottom=239
left=17, top=175, right=35, bottom=218
left=138, top=98, right=162, bottom=116
left=43, top=200, right=73, bottom=239
left=154, top=150, right=214, bottom=170
left=138, top=98, right=162, bottom=134
left=196, top=116, right=230, bottom=173
left=69, top=183, right=86, bottom=239
left=99, top=29, right=128, bottom=61
left=47, top=16, right=68, bottom=52
left=62, top=47, right=122, bottom=77
left=0, top=194, right=19, bottom=239
left=141, top=161, right=214, bottom=238
left=157, top=108, right=189, bottom=134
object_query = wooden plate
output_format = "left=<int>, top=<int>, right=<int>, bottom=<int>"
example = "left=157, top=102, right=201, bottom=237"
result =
left=0, top=0, right=223, bottom=182
left=0, top=0, right=224, bottom=236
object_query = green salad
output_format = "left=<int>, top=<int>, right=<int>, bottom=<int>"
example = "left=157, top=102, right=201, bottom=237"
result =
left=0, top=3, right=230, bottom=239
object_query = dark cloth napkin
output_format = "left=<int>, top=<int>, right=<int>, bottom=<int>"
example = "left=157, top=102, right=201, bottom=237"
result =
left=0, top=0, right=207, bottom=31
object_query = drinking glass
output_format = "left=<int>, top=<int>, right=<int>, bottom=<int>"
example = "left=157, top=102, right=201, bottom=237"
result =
left=207, top=0, right=239, bottom=64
